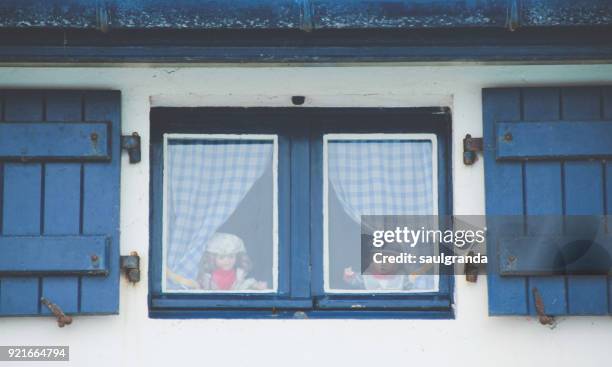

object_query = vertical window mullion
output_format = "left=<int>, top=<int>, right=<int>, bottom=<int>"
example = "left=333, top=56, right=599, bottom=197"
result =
left=310, top=129, right=326, bottom=297
left=277, top=134, right=292, bottom=297
left=289, top=128, right=312, bottom=299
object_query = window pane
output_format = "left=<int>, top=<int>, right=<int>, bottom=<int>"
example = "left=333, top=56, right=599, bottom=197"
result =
left=324, top=134, right=438, bottom=293
left=163, top=135, right=278, bottom=293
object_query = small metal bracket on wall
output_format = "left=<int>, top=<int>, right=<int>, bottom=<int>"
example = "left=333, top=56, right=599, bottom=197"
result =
left=120, top=252, right=141, bottom=283
left=463, top=134, right=483, bottom=165
left=121, top=132, right=141, bottom=164
left=40, top=297, right=72, bottom=328
left=464, top=251, right=479, bottom=283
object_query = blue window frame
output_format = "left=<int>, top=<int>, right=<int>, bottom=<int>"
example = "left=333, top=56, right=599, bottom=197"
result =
left=149, top=108, right=453, bottom=318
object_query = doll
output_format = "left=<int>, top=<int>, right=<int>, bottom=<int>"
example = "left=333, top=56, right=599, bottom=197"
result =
left=342, top=242, right=434, bottom=291
left=343, top=266, right=408, bottom=290
left=343, top=243, right=407, bottom=290
left=196, top=232, right=268, bottom=291
left=343, top=265, right=435, bottom=291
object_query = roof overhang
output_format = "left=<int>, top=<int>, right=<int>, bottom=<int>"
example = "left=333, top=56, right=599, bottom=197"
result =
left=0, top=0, right=611, bottom=64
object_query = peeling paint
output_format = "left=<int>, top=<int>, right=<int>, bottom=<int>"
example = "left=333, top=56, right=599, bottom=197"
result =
left=313, top=0, right=507, bottom=28
left=0, top=0, right=610, bottom=30
left=0, top=0, right=301, bottom=29
left=109, top=0, right=301, bottom=29
left=0, top=2, right=97, bottom=28
left=521, top=0, right=612, bottom=26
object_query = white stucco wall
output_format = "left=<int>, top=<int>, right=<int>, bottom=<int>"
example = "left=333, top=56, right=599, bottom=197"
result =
left=0, top=64, right=611, bottom=367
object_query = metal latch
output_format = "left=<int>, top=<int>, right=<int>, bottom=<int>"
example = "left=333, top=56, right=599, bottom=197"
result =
left=532, top=287, right=555, bottom=326
left=463, top=134, right=483, bottom=165
left=40, top=297, right=72, bottom=328
left=121, top=132, right=141, bottom=164
left=120, top=252, right=141, bottom=283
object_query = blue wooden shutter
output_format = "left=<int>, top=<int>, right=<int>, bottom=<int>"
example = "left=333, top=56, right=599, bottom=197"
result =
left=484, top=86, right=612, bottom=316
left=0, top=90, right=121, bottom=316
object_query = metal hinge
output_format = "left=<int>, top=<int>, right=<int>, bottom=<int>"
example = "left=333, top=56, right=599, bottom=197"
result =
left=463, top=134, right=483, bottom=165
left=120, top=252, right=141, bottom=283
left=121, top=132, right=141, bottom=164
left=464, top=251, right=479, bottom=283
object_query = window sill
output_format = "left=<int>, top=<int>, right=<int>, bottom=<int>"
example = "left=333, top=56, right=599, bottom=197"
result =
left=149, top=295, right=454, bottom=319
left=148, top=309, right=454, bottom=320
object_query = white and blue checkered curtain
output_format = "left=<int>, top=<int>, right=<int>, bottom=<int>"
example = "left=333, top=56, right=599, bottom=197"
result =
left=166, top=139, right=273, bottom=288
left=327, top=139, right=434, bottom=222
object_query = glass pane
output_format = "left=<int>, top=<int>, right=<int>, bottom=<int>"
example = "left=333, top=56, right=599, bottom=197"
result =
left=163, top=135, right=278, bottom=293
left=324, top=134, right=438, bottom=293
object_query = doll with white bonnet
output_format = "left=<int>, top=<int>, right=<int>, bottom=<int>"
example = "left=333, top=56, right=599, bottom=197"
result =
left=197, top=232, right=268, bottom=291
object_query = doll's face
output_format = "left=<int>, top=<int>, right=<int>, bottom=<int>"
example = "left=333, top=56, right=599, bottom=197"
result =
left=215, top=254, right=237, bottom=271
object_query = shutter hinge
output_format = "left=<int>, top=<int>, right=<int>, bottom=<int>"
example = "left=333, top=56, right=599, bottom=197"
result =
left=120, top=252, right=141, bottom=283
left=40, top=297, right=72, bottom=328
left=463, top=134, right=483, bottom=165
left=532, top=287, right=555, bottom=326
left=464, top=251, right=479, bottom=283
left=121, top=132, right=141, bottom=164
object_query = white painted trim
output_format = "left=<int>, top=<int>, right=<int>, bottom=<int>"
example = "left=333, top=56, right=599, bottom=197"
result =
left=322, top=133, right=440, bottom=294
left=162, top=133, right=279, bottom=294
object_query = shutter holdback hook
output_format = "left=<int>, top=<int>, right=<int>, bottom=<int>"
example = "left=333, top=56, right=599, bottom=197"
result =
left=532, top=287, right=555, bottom=327
left=40, top=297, right=73, bottom=328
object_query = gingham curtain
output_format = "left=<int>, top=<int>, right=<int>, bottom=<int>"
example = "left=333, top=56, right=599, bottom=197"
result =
left=327, top=139, right=434, bottom=222
left=166, top=139, right=272, bottom=289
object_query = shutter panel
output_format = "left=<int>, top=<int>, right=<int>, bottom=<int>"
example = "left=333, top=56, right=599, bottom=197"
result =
left=484, top=86, right=612, bottom=316
left=0, top=90, right=121, bottom=316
